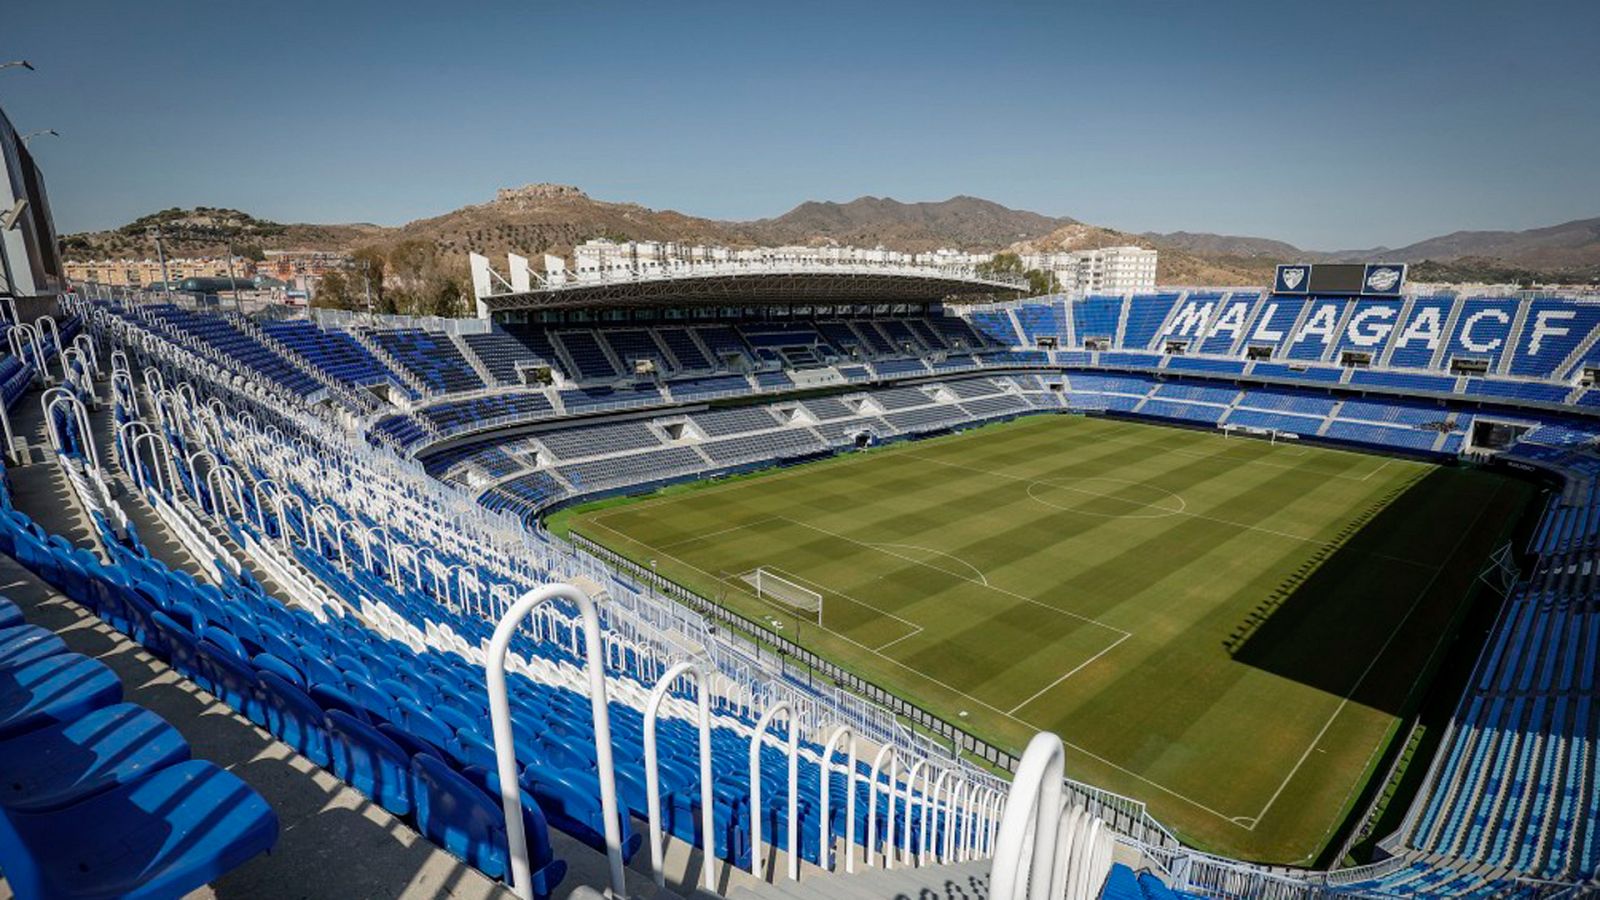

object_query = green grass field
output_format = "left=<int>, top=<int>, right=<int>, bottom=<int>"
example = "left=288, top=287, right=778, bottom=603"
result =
left=552, top=414, right=1536, bottom=864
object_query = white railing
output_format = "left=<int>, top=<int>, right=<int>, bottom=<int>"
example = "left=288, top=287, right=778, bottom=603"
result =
left=818, top=726, right=859, bottom=874
left=643, top=662, right=715, bottom=891
left=749, top=700, right=800, bottom=881
left=486, top=585, right=627, bottom=900
left=990, top=732, right=1114, bottom=900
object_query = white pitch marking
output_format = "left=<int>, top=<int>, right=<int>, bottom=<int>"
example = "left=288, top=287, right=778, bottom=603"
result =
left=741, top=564, right=925, bottom=633
left=1016, top=420, right=1396, bottom=483
left=1007, top=632, right=1133, bottom=714
left=654, top=515, right=781, bottom=550
left=1023, top=478, right=1187, bottom=519
left=873, top=629, right=923, bottom=652
left=869, top=541, right=991, bottom=585
left=907, top=452, right=1437, bottom=569
left=584, top=520, right=1251, bottom=827
left=780, top=517, right=1129, bottom=637
left=1245, top=482, right=1500, bottom=829
left=1360, top=457, right=1394, bottom=482
left=586, top=518, right=924, bottom=634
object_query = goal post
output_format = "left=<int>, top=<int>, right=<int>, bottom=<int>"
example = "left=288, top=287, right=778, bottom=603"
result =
left=747, top=567, right=823, bottom=625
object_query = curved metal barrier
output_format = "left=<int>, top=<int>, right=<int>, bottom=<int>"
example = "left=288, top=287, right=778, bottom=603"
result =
left=487, top=585, right=627, bottom=900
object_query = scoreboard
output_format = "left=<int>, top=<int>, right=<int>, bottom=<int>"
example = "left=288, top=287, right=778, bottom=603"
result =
left=1274, top=262, right=1405, bottom=296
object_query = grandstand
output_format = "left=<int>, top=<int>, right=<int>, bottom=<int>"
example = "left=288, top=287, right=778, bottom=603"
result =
left=3, top=263, right=1599, bottom=900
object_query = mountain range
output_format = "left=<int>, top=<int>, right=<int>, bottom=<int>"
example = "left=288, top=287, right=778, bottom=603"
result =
left=61, top=186, right=1600, bottom=287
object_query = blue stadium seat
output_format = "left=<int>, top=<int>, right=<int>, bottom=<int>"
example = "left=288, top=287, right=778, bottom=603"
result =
left=0, top=653, right=123, bottom=740
left=1100, top=862, right=1142, bottom=900
left=0, top=759, right=278, bottom=900
left=0, top=702, right=191, bottom=813
left=518, top=764, right=643, bottom=862
left=1122, top=293, right=1182, bottom=350
left=1071, top=295, right=1123, bottom=342
left=410, top=754, right=567, bottom=898
left=0, top=595, right=23, bottom=629
left=257, top=670, right=333, bottom=767
left=327, top=708, right=414, bottom=816
left=0, top=624, right=68, bottom=667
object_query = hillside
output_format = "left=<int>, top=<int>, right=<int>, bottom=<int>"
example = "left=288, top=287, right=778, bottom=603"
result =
left=1141, top=230, right=1325, bottom=262
left=60, top=206, right=381, bottom=258
left=386, top=183, right=745, bottom=260
left=1362, top=217, right=1600, bottom=269
left=61, top=188, right=1599, bottom=287
left=1012, top=223, right=1273, bottom=286
left=1144, top=218, right=1600, bottom=281
left=737, top=195, right=1068, bottom=252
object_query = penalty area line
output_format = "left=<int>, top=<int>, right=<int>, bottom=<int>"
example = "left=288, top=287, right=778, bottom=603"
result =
left=1006, top=632, right=1132, bottom=715
left=578, top=520, right=1252, bottom=829
left=779, top=516, right=1130, bottom=638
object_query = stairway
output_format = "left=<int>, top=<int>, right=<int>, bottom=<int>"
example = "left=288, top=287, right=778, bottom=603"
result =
left=351, top=326, right=431, bottom=399
left=449, top=331, right=499, bottom=387
left=240, top=316, right=380, bottom=415
left=727, top=858, right=990, bottom=900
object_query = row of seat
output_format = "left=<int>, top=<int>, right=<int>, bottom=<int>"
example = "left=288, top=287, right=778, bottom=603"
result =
left=984, top=293, right=1600, bottom=383
left=432, top=374, right=1057, bottom=516
left=100, top=388, right=946, bottom=881
left=130, top=376, right=1000, bottom=880
left=0, top=585, right=279, bottom=899
left=1100, top=863, right=1188, bottom=899
left=46, top=423, right=582, bottom=900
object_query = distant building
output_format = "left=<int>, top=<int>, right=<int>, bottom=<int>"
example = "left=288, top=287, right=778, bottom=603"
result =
left=63, top=255, right=255, bottom=288
left=571, top=238, right=993, bottom=279
left=254, top=250, right=350, bottom=294
left=1020, top=246, right=1158, bottom=293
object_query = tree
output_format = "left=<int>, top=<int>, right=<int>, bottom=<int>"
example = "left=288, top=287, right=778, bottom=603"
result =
left=350, top=246, right=391, bottom=313
left=977, top=252, right=1025, bottom=277
left=427, top=276, right=465, bottom=318
left=384, top=239, right=437, bottom=315
left=313, top=270, right=355, bottom=309
left=1025, top=268, right=1061, bottom=296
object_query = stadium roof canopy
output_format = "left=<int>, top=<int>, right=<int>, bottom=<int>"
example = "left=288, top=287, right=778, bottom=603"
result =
left=469, top=253, right=1028, bottom=314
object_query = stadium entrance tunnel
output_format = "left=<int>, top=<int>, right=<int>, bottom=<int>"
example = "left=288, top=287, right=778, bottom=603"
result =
left=1223, top=465, right=1537, bottom=716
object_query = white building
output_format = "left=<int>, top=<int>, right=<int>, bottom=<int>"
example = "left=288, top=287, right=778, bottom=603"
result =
left=1020, top=246, right=1158, bottom=294
left=573, top=239, right=993, bottom=272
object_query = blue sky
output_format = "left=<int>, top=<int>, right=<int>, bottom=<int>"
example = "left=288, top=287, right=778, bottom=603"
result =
left=6, top=0, right=1598, bottom=249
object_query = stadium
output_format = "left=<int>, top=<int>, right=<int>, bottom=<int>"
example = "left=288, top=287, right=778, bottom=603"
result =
left=5, top=209, right=1600, bottom=896
left=3, top=15, right=1600, bottom=900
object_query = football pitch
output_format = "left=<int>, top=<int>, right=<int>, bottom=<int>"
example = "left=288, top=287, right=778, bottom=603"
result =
left=553, top=414, right=1537, bottom=863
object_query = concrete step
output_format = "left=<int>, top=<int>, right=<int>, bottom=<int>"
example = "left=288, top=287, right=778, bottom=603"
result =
left=728, top=858, right=989, bottom=900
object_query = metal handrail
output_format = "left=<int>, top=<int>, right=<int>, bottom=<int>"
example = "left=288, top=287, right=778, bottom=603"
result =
left=643, top=661, right=715, bottom=890
left=748, top=700, right=800, bottom=881
left=991, top=732, right=1065, bottom=900
left=817, top=725, right=859, bottom=874
left=486, top=584, right=627, bottom=900
left=867, top=743, right=898, bottom=869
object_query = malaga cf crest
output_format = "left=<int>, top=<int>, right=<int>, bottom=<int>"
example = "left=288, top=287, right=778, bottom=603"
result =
left=1276, top=265, right=1309, bottom=293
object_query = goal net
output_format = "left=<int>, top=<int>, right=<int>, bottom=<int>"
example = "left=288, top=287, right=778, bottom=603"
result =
left=744, top=568, right=823, bottom=624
